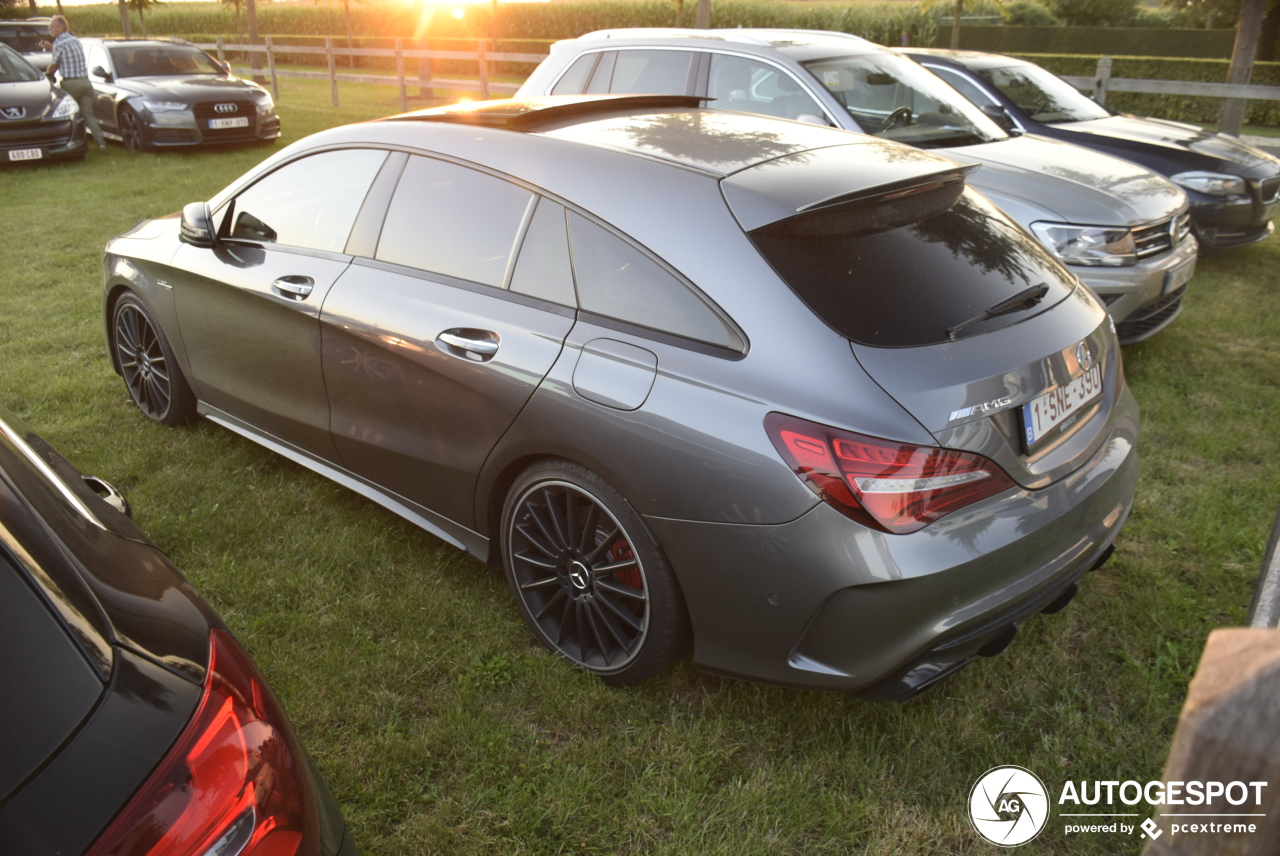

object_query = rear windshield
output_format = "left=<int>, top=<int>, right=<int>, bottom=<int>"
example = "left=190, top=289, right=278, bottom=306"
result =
left=747, top=188, right=1075, bottom=347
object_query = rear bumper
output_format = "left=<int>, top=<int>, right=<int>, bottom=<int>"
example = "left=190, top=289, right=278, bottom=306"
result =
left=646, top=386, right=1139, bottom=698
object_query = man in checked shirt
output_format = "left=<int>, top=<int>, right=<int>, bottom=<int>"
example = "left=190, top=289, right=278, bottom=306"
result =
left=43, top=15, right=105, bottom=150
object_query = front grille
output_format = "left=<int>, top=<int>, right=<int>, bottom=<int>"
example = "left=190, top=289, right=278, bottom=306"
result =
left=1258, top=176, right=1280, bottom=204
left=1, top=120, right=74, bottom=148
left=193, top=101, right=259, bottom=143
left=1115, top=285, right=1186, bottom=343
left=1133, top=213, right=1187, bottom=260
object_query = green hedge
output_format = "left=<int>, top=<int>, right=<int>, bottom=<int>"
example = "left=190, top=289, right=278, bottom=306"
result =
left=941, top=25, right=1237, bottom=58
left=1022, top=53, right=1280, bottom=126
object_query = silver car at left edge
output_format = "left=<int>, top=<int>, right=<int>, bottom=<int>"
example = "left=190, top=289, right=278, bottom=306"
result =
left=101, top=95, right=1139, bottom=700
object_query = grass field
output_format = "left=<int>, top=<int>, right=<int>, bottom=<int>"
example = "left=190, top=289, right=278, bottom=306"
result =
left=2, top=78, right=1278, bottom=854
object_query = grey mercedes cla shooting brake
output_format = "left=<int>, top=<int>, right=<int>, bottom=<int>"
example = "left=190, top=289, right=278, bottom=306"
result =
left=102, top=95, right=1138, bottom=700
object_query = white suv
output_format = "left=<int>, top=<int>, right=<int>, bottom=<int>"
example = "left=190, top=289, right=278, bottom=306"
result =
left=520, top=29, right=1199, bottom=344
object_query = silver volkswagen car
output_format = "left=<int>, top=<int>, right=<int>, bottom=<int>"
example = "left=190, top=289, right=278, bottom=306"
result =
left=519, top=29, right=1199, bottom=344
left=103, top=95, right=1138, bottom=700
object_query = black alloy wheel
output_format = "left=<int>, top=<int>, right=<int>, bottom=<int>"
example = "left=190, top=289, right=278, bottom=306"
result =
left=112, top=293, right=195, bottom=426
left=119, top=106, right=147, bottom=152
left=502, top=461, right=689, bottom=685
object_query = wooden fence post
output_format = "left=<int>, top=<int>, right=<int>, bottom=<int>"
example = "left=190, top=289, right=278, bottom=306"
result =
left=1094, top=56, right=1112, bottom=108
left=395, top=38, right=407, bottom=113
left=417, top=37, right=433, bottom=101
left=265, top=35, right=278, bottom=101
left=326, top=37, right=339, bottom=107
left=215, top=35, right=226, bottom=66
left=478, top=38, right=490, bottom=100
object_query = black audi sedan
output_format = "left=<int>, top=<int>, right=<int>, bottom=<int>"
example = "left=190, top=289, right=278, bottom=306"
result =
left=79, top=37, right=280, bottom=151
left=0, top=42, right=86, bottom=163
left=0, top=404, right=357, bottom=856
left=905, top=48, right=1280, bottom=250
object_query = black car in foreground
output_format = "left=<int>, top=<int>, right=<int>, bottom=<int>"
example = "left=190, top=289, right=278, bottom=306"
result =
left=0, top=404, right=357, bottom=856
left=79, top=37, right=280, bottom=151
left=904, top=48, right=1280, bottom=250
left=0, top=42, right=85, bottom=163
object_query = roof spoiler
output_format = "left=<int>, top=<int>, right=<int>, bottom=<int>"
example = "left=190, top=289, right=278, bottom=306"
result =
left=383, top=95, right=710, bottom=131
left=747, top=164, right=980, bottom=239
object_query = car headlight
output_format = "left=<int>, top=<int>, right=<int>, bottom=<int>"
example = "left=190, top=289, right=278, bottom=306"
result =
left=140, top=100, right=189, bottom=114
left=1030, top=222, right=1138, bottom=267
left=254, top=93, right=275, bottom=116
left=1171, top=171, right=1248, bottom=197
left=51, top=94, right=79, bottom=119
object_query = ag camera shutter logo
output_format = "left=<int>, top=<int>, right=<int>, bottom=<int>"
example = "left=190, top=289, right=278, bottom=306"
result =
left=969, top=766, right=1050, bottom=846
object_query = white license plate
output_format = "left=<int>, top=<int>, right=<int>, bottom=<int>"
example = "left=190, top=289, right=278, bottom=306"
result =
left=208, top=117, right=249, bottom=130
left=7, top=148, right=42, bottom=161
left=1164, top=257, right=1195, bottom=294
left=1022, top=365, right=1104, bottom=450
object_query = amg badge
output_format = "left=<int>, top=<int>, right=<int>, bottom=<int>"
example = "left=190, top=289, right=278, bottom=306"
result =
left=949, top=396, right=1014, bottom=423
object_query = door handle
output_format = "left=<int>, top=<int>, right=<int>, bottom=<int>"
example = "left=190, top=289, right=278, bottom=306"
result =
left=437, top=329, right=500, bottom=361
left=272, top=275, right=314, bottom=299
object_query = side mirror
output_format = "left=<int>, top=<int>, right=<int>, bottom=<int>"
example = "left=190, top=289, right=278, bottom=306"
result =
left=980, top=103, right=1016, bottom=132
left=91, top=65, right=113, bottom=83
left=179, top=201, right=217, bottom=248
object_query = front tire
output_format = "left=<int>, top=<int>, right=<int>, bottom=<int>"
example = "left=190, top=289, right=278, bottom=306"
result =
left=112, top=292, right=196, bottom=426
left=119, top=106, right=147, bottom=153
left=501, top=461, right=690, bottom=685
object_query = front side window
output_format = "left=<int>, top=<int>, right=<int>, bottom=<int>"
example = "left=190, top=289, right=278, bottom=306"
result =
left=376, top=155, right=534, bottom=288
left=569, top=213, right=742, bottom=351
left=225, top=149, right=387, bottom=253
left=708, top=54, right=828, bottom=123
left=980, top=64, right=1110, bottom=123
left=802, top=53, right=1005, bottom=148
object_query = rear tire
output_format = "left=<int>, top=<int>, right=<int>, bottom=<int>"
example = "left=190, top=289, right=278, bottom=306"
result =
left=112, top=292, right=196, bottom=426
left=501, top=460, right=690, bottom=685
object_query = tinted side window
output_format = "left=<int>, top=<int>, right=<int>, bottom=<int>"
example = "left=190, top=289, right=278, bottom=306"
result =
left=550, top=53, right=597, bottom=95
left=708, top=55, right=827, bottom=122
left=607, top=50, right=697, bottom=95
left=377, top=156, right=535, bottom=288
left=568, top=213, right=741, bottom=351
left=929, top=66, right=998, bottom=108
left=510, top=199, right=575, bottom=306
left=228, top=149, right=387, bottom=253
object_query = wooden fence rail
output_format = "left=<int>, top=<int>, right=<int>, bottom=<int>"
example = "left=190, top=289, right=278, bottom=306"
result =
left=198, top=37, right=548, bottom=110
left=198, top=42, right=1280, bottom=117
left=1059, top=57, right=1280, bottom=108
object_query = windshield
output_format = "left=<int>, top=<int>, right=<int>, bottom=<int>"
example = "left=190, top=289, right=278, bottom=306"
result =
left=979, top=64, right=1110, bottom=124
left=0, top=46, right=42, bottom=83
left=801, top=53, right=1006, bottom=148
left=109, top=45, right=223, bottom=78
